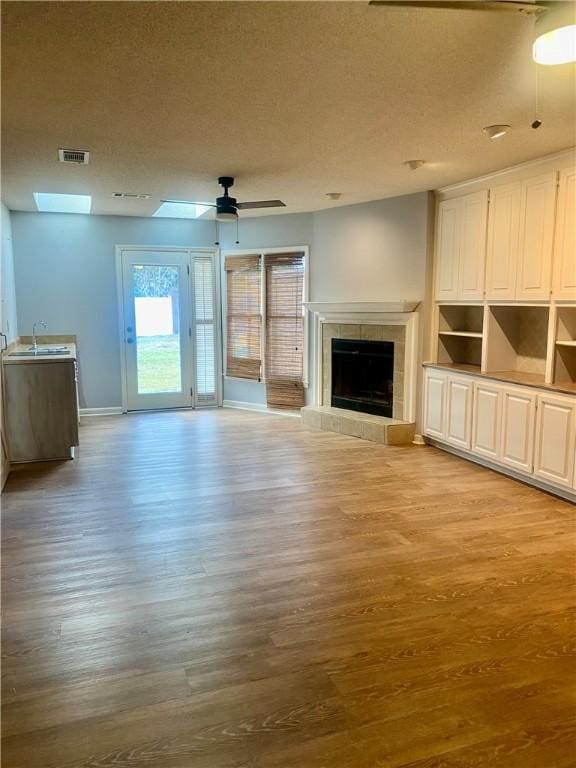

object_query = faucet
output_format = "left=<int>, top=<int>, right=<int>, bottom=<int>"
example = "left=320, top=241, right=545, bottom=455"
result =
left=32, top=321, right=47, bottom=353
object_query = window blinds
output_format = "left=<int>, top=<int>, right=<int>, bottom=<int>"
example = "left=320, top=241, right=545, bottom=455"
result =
left=193, top=254, right=217, bottom=404
left=225, top=255, right=262, bottom=380
left=265, top=252, right=305, bottom=409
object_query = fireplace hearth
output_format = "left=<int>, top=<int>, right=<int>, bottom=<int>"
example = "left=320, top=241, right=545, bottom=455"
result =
left=331, top=338, right=394, bottom=418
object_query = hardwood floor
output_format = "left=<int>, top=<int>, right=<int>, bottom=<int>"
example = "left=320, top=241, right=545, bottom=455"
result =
left=1, top=408, right=575, bottom=768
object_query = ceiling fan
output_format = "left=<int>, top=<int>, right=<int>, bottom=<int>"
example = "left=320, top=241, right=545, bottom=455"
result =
left=162, top=177, right=286, bottom=222
left=369, top=1, right=549, bottom=13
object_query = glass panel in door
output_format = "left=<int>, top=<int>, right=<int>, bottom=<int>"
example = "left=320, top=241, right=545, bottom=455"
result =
left=133, top=264, right=182, bottom=394
left=122, top=251, right=192, bottom=411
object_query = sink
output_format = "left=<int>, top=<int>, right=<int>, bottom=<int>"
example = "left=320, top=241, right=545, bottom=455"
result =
left=27, top=346, right=69, bottom=353
left=9, top=349, right=70, bottom=357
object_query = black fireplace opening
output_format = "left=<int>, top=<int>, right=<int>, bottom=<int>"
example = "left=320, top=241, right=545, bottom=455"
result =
left=331, top=338, right=394, bottom=418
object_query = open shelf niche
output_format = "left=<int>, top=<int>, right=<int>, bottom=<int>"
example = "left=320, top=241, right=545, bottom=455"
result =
left=436, top=304, right=484, bottom=369
left=484, top=305, right=550, bottom=385
left=554, top=306, right=576, bottom=385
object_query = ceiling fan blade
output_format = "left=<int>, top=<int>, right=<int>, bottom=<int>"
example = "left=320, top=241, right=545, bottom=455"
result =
left=161, top=199, right=216, bottom=206
left=236, top=200, right=286, bottom=210
left=369, top=1, right=546, bottom=13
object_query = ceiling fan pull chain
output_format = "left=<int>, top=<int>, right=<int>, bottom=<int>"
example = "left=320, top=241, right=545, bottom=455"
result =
left=532, top=48, right=542, bottom=130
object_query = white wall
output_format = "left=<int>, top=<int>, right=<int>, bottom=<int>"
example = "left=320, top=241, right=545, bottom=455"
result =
left=1, top=203, right=18, bottom=343
left=10, top=194, right=429, bottom=410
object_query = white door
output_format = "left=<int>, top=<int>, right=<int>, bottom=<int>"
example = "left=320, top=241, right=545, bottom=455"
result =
left=500, top=386, right=537, bottom=474
left=445, top=376, right=473, bottom=450
left=485, top=182, right=521, bottom=300
left=516, top=172, right=557, bottom=301
left=534, top=393, right=575, bottom=488
left=435, top=198, right=461, bottom=301
left=423, top=369, right=447, bottom=439
left=120, top=248, right=219, bottom=411
left=472, top=382, right=502, bottom=461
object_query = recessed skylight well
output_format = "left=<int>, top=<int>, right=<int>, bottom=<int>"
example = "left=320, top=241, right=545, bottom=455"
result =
left=33, top=192, right=92, bottom=214
left=153, top=201, right=213, bottom=219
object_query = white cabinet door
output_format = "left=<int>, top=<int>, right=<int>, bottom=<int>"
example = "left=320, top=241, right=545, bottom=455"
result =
left=516, top=172, right=557, bottom=301
left=472, top=382, right=502, bottom=460
left=485, top=182, right=521, bottom=300
left=423, top=369, right=447, bottom=439
left=435, top=199, right=461, bottom=301
left=553, top=167, right=576, bottom=300
left=534, top=393, right=575, bottom=488
left=445, top=376, right=473, bottom=449
left=458, top=191, right=488, bottom=300
left=500, top=387, right=537, bottom=474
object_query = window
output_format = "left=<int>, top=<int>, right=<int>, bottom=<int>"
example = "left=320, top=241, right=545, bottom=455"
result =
left=224, top=255, right=262, bottom=380
left=265, top=253, right=305, bottom=408
left=224, top=250, right=307, bottom=409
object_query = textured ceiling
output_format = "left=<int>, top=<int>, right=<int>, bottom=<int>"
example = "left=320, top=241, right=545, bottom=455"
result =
left=1, top=1, right=575, bottom=218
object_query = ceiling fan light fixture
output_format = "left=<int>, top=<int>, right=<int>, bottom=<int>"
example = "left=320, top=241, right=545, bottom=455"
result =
left=533, top=24, right=576, bottom=65
left=532, top=1, right=576, bottom=65
left=216, top=211, right=238, bottom=222
left=482, top=124, right=510, bottom=139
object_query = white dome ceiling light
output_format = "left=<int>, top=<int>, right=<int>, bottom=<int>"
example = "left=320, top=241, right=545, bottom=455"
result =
left=533, top=2, right=576, bottom=65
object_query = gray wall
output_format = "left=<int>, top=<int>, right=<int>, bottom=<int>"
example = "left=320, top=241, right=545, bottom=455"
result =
left=1, top=203, right=19, bottom=343
left=10, top=211, right=312, bottom=408
left=312, top=194, right=429, bottom=302
left=10, top=194, right=429, bottom=409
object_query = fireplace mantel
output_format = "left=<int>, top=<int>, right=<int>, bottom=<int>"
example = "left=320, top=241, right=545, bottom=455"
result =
left=306, top=301, right=420, bottom=424
left=305, top=301, right=420, bottom=314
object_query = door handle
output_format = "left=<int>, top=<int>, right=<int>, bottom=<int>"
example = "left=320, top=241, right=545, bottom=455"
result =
left=126, top=338, right=134, bottom=344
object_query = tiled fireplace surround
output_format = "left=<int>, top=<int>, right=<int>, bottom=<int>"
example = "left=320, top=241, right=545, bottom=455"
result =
left=306, top=302, right=420, bottom=425
left=322, top=323, right=405, bottom=420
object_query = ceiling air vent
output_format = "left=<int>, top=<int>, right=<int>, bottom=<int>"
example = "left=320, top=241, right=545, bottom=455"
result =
left=58, top=148, right=90, bottom=165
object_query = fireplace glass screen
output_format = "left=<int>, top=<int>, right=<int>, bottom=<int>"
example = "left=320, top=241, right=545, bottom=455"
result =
left=331, top=338, right=394, bottom=417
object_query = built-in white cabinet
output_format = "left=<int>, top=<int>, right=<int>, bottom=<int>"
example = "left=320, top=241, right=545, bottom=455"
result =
left=534, top=393, right=575, bottom=489
left=423, top=369, right=447, bottom=439
left=485, top=172, right=557, bottom=301
left=553, top=167, right=576, bottom=300
left=500, top=387, right=537, bottom=474
left=435, top=191, right=488, bottom=301
left=445, top=376, right=473, bottom=449
left=436, top=198, right=461, bottom=300
left=517, top=172, right=558, bottom=301
left=472, top=382, right=502, bottom=460
left=485, top=182, right=520, bottom=300
left=422, top=367, right=575, bottom=499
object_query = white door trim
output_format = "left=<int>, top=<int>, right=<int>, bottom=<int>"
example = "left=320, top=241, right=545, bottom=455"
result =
left=115, top=245, right=221, bottom=413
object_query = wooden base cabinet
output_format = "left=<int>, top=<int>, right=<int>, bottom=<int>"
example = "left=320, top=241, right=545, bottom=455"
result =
left=534, top=393, right=575, bottom=489
left=423, top=367, right=576, bottom=499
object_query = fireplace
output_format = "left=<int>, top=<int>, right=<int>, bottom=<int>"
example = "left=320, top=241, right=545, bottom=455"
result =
left=331, top=338, right=394, bottom=418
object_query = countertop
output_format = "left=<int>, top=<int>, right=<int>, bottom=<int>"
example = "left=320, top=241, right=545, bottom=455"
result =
left=3, top=343, right=77, bottom=365
left=423, top=361, right=576, bottom=396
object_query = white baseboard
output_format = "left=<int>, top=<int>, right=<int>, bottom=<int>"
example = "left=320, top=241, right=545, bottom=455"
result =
left=80, top=407, right=124, bottom=417
left=223, top=400, right=301, bottom=418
